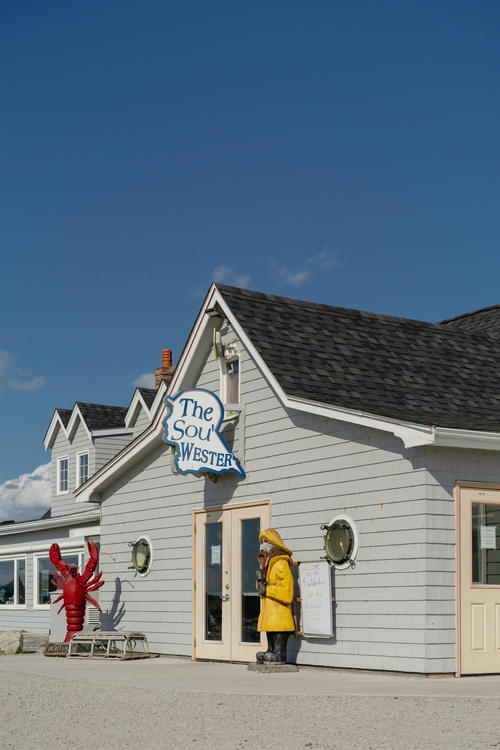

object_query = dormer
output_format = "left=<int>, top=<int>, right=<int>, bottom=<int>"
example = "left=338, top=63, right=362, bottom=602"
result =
left=125, top=388, right=157, bottom=438
left=44, top=402, right=133, bottom=517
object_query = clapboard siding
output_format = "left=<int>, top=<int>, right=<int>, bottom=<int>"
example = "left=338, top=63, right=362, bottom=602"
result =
left=50, top=420, right=95, bottom=517
left=132, top=406, right=151, bottom=438
left=94, top=339, right=461, bottom=672
left=94, top=434, right=133, bottom=471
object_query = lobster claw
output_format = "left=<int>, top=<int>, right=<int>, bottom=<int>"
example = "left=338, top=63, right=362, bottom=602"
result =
left=49, top=543, right=65, bottom=573
left=82, top=541, right=100, bottom=583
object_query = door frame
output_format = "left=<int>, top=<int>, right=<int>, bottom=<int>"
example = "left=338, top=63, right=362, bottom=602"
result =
left=191, top=499, right=271, bottom=660
left=455, top=481, right=500, bottom=676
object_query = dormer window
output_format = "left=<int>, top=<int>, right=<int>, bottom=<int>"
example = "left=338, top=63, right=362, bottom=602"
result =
left=77, top=452, right=89, bottom=487
left=57, top=456, right=69, bottom=494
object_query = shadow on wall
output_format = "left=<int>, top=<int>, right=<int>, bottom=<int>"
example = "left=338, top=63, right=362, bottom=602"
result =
left=99, top=578, right=126, bottom=631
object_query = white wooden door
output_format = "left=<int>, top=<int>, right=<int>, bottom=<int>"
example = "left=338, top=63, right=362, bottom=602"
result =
left=194, top=502, right=270, bottom=661
left=459, top=487, right=500, bottom=674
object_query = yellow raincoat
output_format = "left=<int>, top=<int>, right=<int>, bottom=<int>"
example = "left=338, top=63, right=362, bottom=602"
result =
left=257, top=554, right=295, bottom=632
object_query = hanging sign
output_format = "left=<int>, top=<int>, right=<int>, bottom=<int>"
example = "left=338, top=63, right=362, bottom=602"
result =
left=162, top=388, right=246, bottom=479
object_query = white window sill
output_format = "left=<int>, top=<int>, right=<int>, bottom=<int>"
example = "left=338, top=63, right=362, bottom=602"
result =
left=33, top=604, right=51, bottom=610
left=0, top=604, right=27, bottom=610
left=56, top=490, right=70, bottom=496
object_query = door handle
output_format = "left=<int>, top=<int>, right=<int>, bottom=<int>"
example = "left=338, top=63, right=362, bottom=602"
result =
left=220, top=594, right=230, bottom=601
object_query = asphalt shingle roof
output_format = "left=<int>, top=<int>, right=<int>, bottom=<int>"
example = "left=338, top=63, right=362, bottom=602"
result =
left=138, top=387, right=157, bottom=408
left=76, top=402, right=128, bottom=431
left=440, top=305, right=500, bottom=337
left=56, top=408, right=72, bottom=427
left=216, top=284, right=500, bottom=433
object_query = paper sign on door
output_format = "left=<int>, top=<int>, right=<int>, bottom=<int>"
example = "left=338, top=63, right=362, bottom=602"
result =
left=480, top=526, right=496, bottom=550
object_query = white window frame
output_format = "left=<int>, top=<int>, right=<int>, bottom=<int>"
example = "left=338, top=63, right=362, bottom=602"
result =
left=56, top=455, right=69, bottom=495
left=0, top=556, right=27, bottom=609
left=220, top=354, right=241, bottom=407
left=76, top=451, right=89, bottom=488
left=33, top=550, right=84, bottom=609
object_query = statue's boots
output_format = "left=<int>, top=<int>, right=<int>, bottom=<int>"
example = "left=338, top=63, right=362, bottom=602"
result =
left=256, top=632, right=275, bottom=663
left=262, top=632, right=290, bottom=663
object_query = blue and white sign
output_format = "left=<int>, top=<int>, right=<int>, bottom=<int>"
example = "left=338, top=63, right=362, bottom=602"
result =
left=162, top=388, right=246, bottom=479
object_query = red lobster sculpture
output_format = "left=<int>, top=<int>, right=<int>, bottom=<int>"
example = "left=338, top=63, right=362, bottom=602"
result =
left=49, top=541, right=105, bottom=642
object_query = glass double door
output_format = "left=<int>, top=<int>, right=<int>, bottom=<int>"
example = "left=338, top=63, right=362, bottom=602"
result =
left=194, top=502, right=270, bottom=661
left=459, top=487, right=500, bottom=674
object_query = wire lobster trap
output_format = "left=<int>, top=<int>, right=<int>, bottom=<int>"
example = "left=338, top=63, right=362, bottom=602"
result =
left=67, top=631, right=150, bottom=660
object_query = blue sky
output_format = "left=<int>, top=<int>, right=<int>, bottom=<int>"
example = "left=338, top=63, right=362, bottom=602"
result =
left=1, top=1, right=499, bottom=519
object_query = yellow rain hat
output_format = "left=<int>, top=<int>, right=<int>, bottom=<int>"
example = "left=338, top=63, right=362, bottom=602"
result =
left=259, top=528, right=293, bottom=557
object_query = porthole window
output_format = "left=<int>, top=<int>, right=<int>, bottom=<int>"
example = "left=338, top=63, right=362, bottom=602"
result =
left=322, top=515, right=358, bottom=569
left=130, top=537, right=152, bottom=575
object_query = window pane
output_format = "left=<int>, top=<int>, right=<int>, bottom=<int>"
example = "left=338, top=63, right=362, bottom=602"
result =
left=225, top=360, right=239, bottom=403
left=472, top=503, right=500, bottom=585
left=241, top=517, right=260, bottom=643
left=59, top=458, right=68, bottom=492
left=38, top=554, right=79, bottom=604
left=79, top=454, right=89, bottom=485
left=205, top=523, right=223, bottom=641
left=17, top=559, right=25, bottom=605
left=0, top=560, right=14, bottom=605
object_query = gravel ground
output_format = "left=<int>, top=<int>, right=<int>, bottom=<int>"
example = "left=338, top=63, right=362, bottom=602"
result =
left=0, top=669, right=499, bottom=750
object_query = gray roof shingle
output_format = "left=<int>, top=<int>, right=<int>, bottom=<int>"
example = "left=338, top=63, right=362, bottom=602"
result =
left=216, top=284, right=500, bottom=432
left=138, top=387, right=157, bottom=408
left=76, top=403, right=128, bottom=431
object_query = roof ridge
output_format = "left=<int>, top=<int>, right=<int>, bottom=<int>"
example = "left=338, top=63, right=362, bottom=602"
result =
left=75, top=401, right=128, bottom=410
left=439, top=303, right=500, bottom=325
left=215, top=283, right=442, bottom=328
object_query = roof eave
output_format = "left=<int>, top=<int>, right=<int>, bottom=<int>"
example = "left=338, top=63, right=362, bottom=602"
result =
left=432, top=426, right=500, bottom=451
left=0, top=508, right=100, bottom=537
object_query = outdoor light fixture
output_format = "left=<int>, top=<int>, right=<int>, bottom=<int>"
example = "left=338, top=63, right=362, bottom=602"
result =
left=206, top=306, right=223, bottom=319
left=128, top=537, right=153, bottom=575
left=321, top=515, right=358, bottom=569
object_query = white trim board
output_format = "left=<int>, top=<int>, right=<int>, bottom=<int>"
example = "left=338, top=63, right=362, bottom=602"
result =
left=0, top=510, right=100, bottom=537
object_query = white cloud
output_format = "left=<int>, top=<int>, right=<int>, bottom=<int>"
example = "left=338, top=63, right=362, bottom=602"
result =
left=211, top=265, right=251, bottom=288
left=133, top=372, right=155, bottom=388
left=8, top=375, right=46, bottom=391
left=0, top=463, right=51, bottom=522
left=274, top=263, right=311, bottom=287
left=0, top=351, right=45, bottom=391
left=307, top=248, right=338, bottom=270
left=283, top=270, right=311, bottom=287
left=272, top=247, right=338, bottom=288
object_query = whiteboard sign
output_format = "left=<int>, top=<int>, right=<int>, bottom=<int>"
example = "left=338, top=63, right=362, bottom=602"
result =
left=480, top=526, right=496, bottom=550
left=298, top=561, right=334, bottom=638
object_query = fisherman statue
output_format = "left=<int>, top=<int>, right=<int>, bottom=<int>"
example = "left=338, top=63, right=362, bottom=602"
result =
left=256, top=528, right=295, bottom=663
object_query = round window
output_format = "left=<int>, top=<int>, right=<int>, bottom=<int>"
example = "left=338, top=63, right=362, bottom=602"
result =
left=131, top=537, right=152, bottom=575
left=322, top=515, right=358, bottom=569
